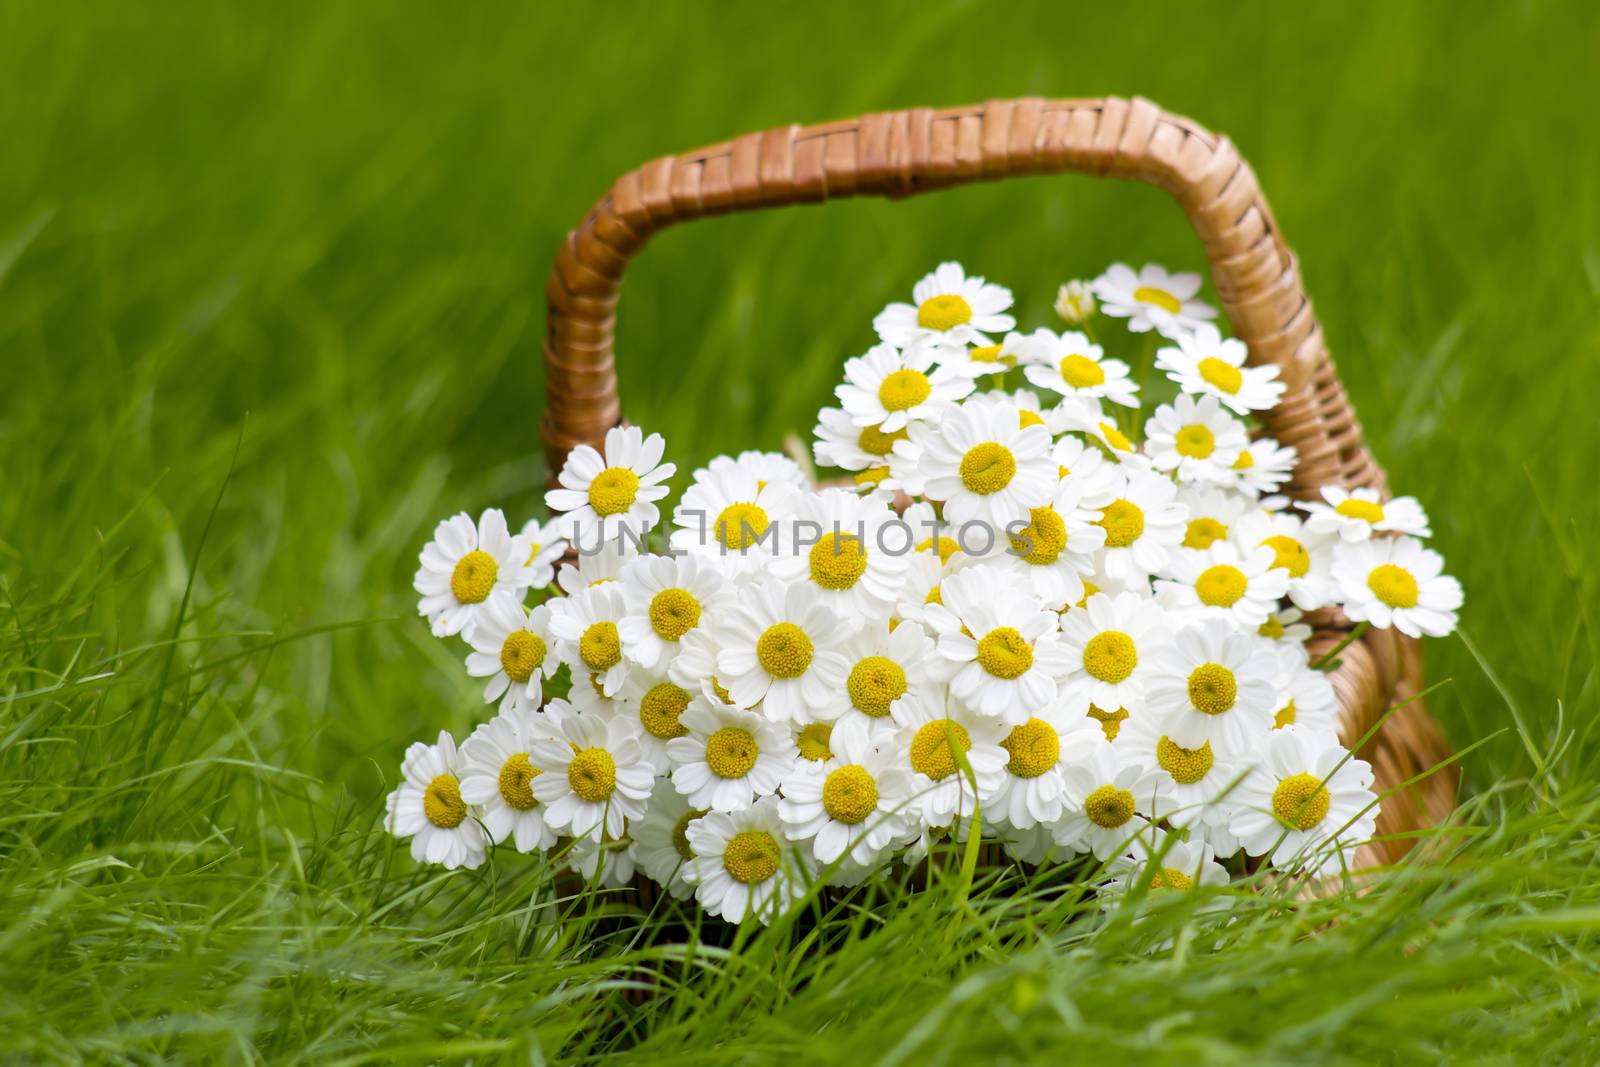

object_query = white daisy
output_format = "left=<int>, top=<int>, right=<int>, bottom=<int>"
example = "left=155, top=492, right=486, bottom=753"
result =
left=1054, top=397, right=1145, bottom=464
left=1226, top=437, right=1298, bottom=498
left=813, top=406, right=909, bottom=475
left=567, top=665, right=625, bottom=719
left=666, top=699, right=797, bottom=812
left=991, top=700, right=1105, bottom=831
left=872, top=261, right=1016, bottom=357
left=1232, top=508, right=1337, bottom=610
left=1268, top=644, right=1341, bottom=736
left=633, top=778, right=704, bottom=900
left=916, top=395, right=1056, bottom=531
left=1331, top=536, right=1462, bottom=637
left=527, top=709, right=653, bottom=841
left=714, top=578, right=851, bottom=722
left=1019, top=328, right=1139, bottom=408
left=995, top=821, right=1066, bottom=866
left=1174, top=486, right=1252, bottom=553
left=1156, top=541, right=1291, bottom=629
left=900, top=500, right=964, bottom=566
left=778, top=726, right=911, bottom=867
left=546, top=424, right=676, bottom=543
left=1092, top=468, right=1188, bottom=585
left=1229, top=725, right=1377, bottom=876
left=1052, top=434, right=1122, bottom=510
left=685, top=797, right=817, bottom=924
left=924, top=565, right=1074, bottom=725
left=986, top=475, right=1107, bottom=609
left=1144, top=394, right=1249, bottom=485
left=1057, top=591, right=1170, bottom=721
left=616, top=669, right=695, bottom=772
left=1053, top=279, right=1098, bottom=326
left=413, top=509, right=535, bottom=639
left=1090, top=262, right=1216, bottom=338
left=517, top=517, right=569, bottom=591
left=564, top=832, right=637, bottom=889
left=890, top=691, right=1007, bottom=830
left=666, top=627, right=739, bottom=709
left=893, top=548, right=962, bottom=630
left=1117, top=706, right=1247, bottom=839
left=1302, top=485, right=1433, bottom=542
left=456, top=707, right=562, bottom=853
left=385, top=730, right=489, bottom=870
left=1053, top=736, right=1175, bottom=860
left=1258, top=604, right=1315, bottom=648
left=1144, top=620, right=1279, bottom=758
left=1102, top=829, right=1231, bottom=904
left=548, top=581, right=632, bottom=697
left=616, top=552, right=728, bottom=670
left=940, top=331, right=1029, bottom=379
left=556, top=534, right=637, bottom=594
left=836, top=341, right=974, bottom=433
left=697, top=450, right=808, bottom=491
left=832, top=619, right=943, bottom=750
left=991, top=387, right=1066, bottom=436
left=1155, top=323, right=1286, bottom=414
left=769, top=488, right=908, bottom=625
left=669, top=462, right=796, bottom=567
left=464, top=599, right=560, bottom=714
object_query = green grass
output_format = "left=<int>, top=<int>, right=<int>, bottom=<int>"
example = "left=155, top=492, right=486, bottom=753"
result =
left=4, top=1, right=1600, bottom=1062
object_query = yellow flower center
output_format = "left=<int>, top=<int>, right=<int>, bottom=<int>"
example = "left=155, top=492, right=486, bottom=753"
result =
left=909, top=719, right=971, bottom=781
left=723, top=830, right=781, bottom=885
left=1272, top=773, right=1332, bottom=830
left=858, top=423, right=908, bottom=457
left=1175, top=424, right=1216, bottom=459
left=1084, top=784, right=1136, bottom=829
left=1184, top=517, right=1229, bottom=549
left=916, top=293, right=973, bottom=331
left=1083, top=631, right=1137, bottom=683
left=1150, top=868, right=1195, bottom=890
left=1096, top=499, right=1145, bottom=548
left=1018, top=408, right=1045, bottom=429
left=647, top=587, right=702, bottom=641
left=497, top=753, right=541, bottom=810
left=1367, top=564, right=1419, bottom=609
left=639, top=682, right=692, bottom=740
left=588, top=467, right=640, bottom=516
left=1156, top=736, right=1214, bottom=784
left=449, top=550, right=498, bottom=604
left=1195, top=564, right=1249, bottom=607
left=976, top=627, right=1034, bottom=679
left=567, top=747, right=617, bottom=803
left=1001, top=718, right=1060, bottom=778
left=499, top=629, right=545, bottom=683
left=1260, top=535, right=1310, bottom=578
left=1335, top=498, right=1385, bottom=523
left=878, top=368, right=933, bottom=411
left=423, top=773, right=468, bottom=828
left=855, top=466, right=890, bottom=486
left=1099, top=421, right=1133, bottom=451
left=959, top=442, right=1017, bottom=495
left=923, top=583, right=943, bottom=606
left=1059, top=353, right=1105, bottom=388
left=796, top=722, right=834, bottom=762
left=810, top=532, right=868, bottom=590
left=1087, top=704, right=1129, bottom=741
left=1197, top=357, right=1243, bottom=395
left=847, top=656, right=907, bottom=717
left=705, top=726, right=759, bottom=778
left=578, top=621, right=621, bottom=671
left=714, top=502, right=770, bottom=551
left=1133, top=285, right=1182, bottom=314
left=1273, top=698, right=1297, bottom=729
left=1187, top=663, right=1238, bottom=715
left=1233, top=450, right=1255, bottom=470
left=671, top=809, right=703, bottom=861
left=1259, top=616, right=1288, bottom=640
left=756, top=622, right=814, bottom=678
left=916, top=535, right=961, bottom=564
left=711, top=676, right=734, bottom=705
left=822, top=765, right=879, bottom=824
left=1008, top=506, right=1067, bottom=565
left=969, top=343, right=1006, bottom=365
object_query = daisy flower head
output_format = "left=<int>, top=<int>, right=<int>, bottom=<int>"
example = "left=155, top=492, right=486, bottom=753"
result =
left=1053, top=279, right=1098, bottom=326
left=518, top=517, right=569, bottom=591
left=769, top=488, right=909, bottom=626
left=996, top=822, right=1066, bottom=866
left=1102, top=829, right=1231, bottom=910
left=991, top=699, right=1106, bottom=831
left=1227, top=437, right=1298, bottom=498
left=778, top=725, right=912, bottom=867
left=1156, top=323, right=1285, bottom=415
left=1058, top=591, right=1170, bottom=718
left=617, top=552, right=728, bottom=670
left=1229, top=724, right=1377, bottom=876
left=1145, top=619, right=1279, bottom=758
left=814, top=406, right=909, bottom=476
left=1144, top=394, right=1249, bottom=485
left=1175, top=486, right=1252, bottom=554
left=546, top=424, right=676, bottom=543
left=832, top=618, right=943, bottom=750
left=1331, top=536, right=1462, bottom=637
left=894, top=547, right=963, bottom=630
left=564, top=832, right=637, bottom=889
left=670, top=462, right=797, bottom=571
left=901, top=500, right=964, bottom=567
left=1054, top=397, right=1145, bottom=464
left=568, top=665, right=625, bottom=719
left=413, top=509, right=535, bottom=639
left=1258, top=604, right=1314, bottom=648
left=1269, top=643, right=1341, bottom=736
left=939, top=330, right=1030, bottom=379
left=684, top=797, right=817, bottom=924
left=666, top=627, right=740, bottom=707
left=464, top=598, right=559, bottom=714
left=1232, top=508, right=1337, bottom=611
left=1052, top=433, right=1123, bottom=510
left=836, top=342, right=974, bottom=433
left=923, top=565, right=1074, bottom=725
left=1117, top=706, right=1247, bottom=836
left=698, top=450, right=808, bottom=492
left=633, top=778, right=704, bottom=900
left=666, top=698, right=797, bottom=812
left=549, top=581, right=632, bottom=697
left=457, top=707, right=562, bottom=854
left=991, top=387, right=1064, bottom=436
left=386, top=730, right=489, bottom=870
left=616, top=669, right=696, bottom=772
left=1302, top=485, right=1433, bottom=543
left=1019, top=328, right=1139, bottom=408
left=872, top=261, right=1016, bottom=357
left=916, top=394, right=1056, bottom=530
left=527, top=708, right=653, bottom=841
left=1092, top=468, right=1189, bottom=585
left=1053, top=736, right=1174, bottom=860
left=714, top=578, right=851, bottom=721
left=890, top=690, right=1007, bottom=829
left=556, top=534, right=637, bottom=594
left=988, top=475, right=1107, bottom=609
left=1156, top=541, right=1291, bottom=629
left=1090, top=262, right=1216, bottom=338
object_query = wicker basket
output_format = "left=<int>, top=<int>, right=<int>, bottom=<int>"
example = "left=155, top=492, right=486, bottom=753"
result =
left=540, top=96, right=1457, bottom=873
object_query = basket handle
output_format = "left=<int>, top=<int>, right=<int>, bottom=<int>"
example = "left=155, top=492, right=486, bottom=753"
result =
left=542, top=95, right=1382, bottom=497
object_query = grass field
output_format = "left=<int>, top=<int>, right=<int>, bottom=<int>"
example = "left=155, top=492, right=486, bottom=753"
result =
left=4, top=2, right=1599, bottom=1062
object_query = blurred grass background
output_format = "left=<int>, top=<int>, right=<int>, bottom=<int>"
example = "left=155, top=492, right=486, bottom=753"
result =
left=3, top=1, right=1599, bottom=1062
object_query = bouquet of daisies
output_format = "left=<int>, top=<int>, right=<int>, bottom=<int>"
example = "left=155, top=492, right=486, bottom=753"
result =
left=388, top=261, right=1463, bottom=924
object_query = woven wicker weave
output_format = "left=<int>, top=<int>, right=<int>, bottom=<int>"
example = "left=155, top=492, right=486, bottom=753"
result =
left=541, top=96, right=1457, bottom=869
